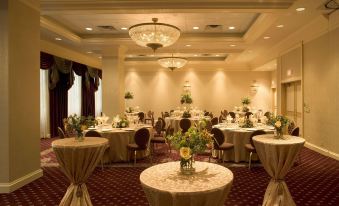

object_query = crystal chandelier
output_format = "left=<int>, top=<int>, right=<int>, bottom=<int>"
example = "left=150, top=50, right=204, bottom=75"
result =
left=129, top=18, right=181, bottom=52
left=158, top=55, right=188, bottom=71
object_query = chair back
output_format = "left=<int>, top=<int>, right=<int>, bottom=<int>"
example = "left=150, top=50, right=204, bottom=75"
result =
left=219, top=115, right=225, bottom=123
left=205, top=120, right=213, bottom=132
left=165, top=126, right=174, bottom=137
left=204, top=111, right=210, bottom=116
left=179, top=118, right=191, bottom=133
left=264, top=112, right=271, bottom=118
left=250, top=130, right=266, bottom=146
left=211, top=128, right=225, bottom=149
left=223, top=110, right=228, bottom=117
left=147, top=110, right=154, bottom=118
left=134, top=128, right=150, bottom=149
left=57, top=127, right=66, bottom=139
left=154, top=120, right=163, bottom=135
left=85, top=130, right=102, bottom=137
left=291, top=127, right=300, bottom=136
left=229, top=112, right=236, bottom=119
left=211, top=117, right=219, bottom=126
left=288, top=121, right=296, bottom=135
left=245, top=112, right=253, bottom=118
left=138, top=112, right=145, bottom=122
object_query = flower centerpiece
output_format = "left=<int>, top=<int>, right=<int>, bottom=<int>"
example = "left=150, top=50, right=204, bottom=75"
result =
left=166, top=125, right=213, bottom=175
left=125, top=107, right=134, bottom=113
left=241, top=97, right=251, bottom=112
left=268, top=115, right=290, bottom=139
left=112, top=115, right=129, bottom=128
left=238, top=117, right=254, bottom=128
left=124, top=91, right=134, bottom=100
left=66, top=114, right=92, bottom=141
left=180, top=93, right=193, bottom=105
left=182, top=110, right=191, bottom=118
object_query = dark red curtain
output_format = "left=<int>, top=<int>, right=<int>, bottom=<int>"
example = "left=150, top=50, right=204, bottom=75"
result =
left=49, top=72, right=70, bottom=137
left=40, top=52, right=54, bottom=69
left=81, top=75, right=96, bottom=117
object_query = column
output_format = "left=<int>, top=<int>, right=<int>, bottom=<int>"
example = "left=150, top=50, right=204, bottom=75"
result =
left=0, top=0, right=42, bottom=193
left=101, top=46, right=127, bottom=117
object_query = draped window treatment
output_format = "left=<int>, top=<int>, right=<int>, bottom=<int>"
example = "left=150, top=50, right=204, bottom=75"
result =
left=40, top=69, right=50, bottom=138
left=40, top=52, right=102, bottom=137
left=68, top=74, right=82, bottom=116
left=95, top=79, right=102, bottom=117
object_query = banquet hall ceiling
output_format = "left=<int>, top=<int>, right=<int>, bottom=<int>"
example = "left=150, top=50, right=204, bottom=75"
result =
left=40, top=0, right=329, bottom=70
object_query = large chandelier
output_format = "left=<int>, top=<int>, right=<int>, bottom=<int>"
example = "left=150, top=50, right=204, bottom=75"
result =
left=158, top=55, right=188, bottom=71
left=129, top=18, right=181, bottom=52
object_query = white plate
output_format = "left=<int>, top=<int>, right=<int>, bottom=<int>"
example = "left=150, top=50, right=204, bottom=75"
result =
left=101, top=128, right=112, bottom=132
left=122, top=128, right=135, bottom=131
left=88, top=127, right=97, bottom=130
left=245, top=128, right=258, bottom=131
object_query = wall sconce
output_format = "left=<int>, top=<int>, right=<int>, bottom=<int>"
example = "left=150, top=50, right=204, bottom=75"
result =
left=287, top=69, right=293, bottom=76
left=250, top=80, right=259, bottom=94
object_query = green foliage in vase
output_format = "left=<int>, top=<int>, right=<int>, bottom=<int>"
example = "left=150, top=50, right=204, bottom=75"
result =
left=241, top=97, right=251, bottom=105
left=267, top=114, right=290, bottom=131
left=66, top=114, right=95, bottom=137
left=182, top=111, right=191, bottom=118
left=124, top=91, right=134, bottom=99
left=180, top=94, right=193, bottom=104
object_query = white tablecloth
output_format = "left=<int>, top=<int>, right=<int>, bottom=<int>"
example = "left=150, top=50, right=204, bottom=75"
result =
left=52, top=137, right=108, bottom=206
left=214, top=125, right=274, bottom=162
left=140, top=161, right=233, bottom=206
left=86, top=126, right=153, bottom=162
left=253, top=134, right=305, bottom=206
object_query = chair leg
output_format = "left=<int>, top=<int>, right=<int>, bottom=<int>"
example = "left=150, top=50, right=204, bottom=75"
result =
left=149, top=150, right=153, bottom=164
left=127, top=150, right=130, bottom=163
left=222, top=151, right=225, bottom=163
left=134, top=150, right=137, bottom=166
left=101, top=159, right=104, bottom=171
left=249, top=152, right=253, bottom=170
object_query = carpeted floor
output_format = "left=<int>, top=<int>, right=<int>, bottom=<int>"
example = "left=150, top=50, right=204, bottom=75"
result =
left=1, top=138, right=338, bottom=206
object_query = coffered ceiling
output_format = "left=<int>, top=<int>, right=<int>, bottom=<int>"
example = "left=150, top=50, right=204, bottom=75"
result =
left=40, top=0, right=332, bottom=71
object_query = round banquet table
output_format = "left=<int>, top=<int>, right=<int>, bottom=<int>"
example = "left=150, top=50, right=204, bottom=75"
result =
left=52, top=137, right=108, bottom=206
left=215, top=126, right=274, bottom=162
left=140, top=161, right=233, bottom=206
left=253, top=134, right=305, bottom=206
left=86, top=126, right=153, bottom=162
left=165, top=117, right=210, bottom=133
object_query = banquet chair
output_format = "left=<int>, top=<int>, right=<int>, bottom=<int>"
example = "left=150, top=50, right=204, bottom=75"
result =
left=211, top=117, right=219, bottom=126
left=211, top=128, right=234, bottom=163
left=180, top=118, right=191, bottom=133
left=85, top=130, right=101, bottom=137
left=57, top=127, right=66, bottom=139
left=158, top=117, right=167, bottom=132
left=205, top=121, right=213, bottom=132
left=219, top=115, right=225, bottom=124
left=245, top=112, right=253, bottom=118
left=144, top=110, right=154, bottom=126
left=161, top=111, right=170, bottom=119
left=85, top=130, right=107, bottom=170
left=264, top=112, right=271, bottom=118
left=138, top=112, right=145, bottom=123
left=244, top=130, right=266, bottom=169
left=127, top=128, right=151, bottom=165
left=228, top=112, right=236, bottom=119
left=153, top=119, right=163, bottom=137
left=288, top=121, right=296, bottom=135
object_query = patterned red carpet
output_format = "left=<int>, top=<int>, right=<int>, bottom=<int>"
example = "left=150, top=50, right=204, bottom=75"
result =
left=0, top=138, right=338, bottom=206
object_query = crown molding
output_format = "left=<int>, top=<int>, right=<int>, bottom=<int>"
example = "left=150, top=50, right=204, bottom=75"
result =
left=243, top=13, right=278, bottom=43
left=19, top=0, right=40, bottom=12
left=40, top=16, right=81, bottom=43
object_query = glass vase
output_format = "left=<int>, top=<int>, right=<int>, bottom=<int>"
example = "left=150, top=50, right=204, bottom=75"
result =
left=75, top=131, right=84, bottom=142
left=180, top=155, right=195, bottom=175
left=274, top=128, right=283, bottom=139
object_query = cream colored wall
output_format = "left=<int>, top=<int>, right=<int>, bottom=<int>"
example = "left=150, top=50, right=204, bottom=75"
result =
left=303, top=26, right=339, bottom=156
left=125, top=70, right=272, bottom=118
left=0, top=0, right=41, bottom=191
left=40, top=40, right=101, bottom=68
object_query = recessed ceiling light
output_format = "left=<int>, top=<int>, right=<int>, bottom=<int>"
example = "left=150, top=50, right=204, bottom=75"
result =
left=98, top=56, right=102, bottom=59
left=87, top=51, right=93, bottom=54
left=215, top=54, right=220, bottom=57
left=228, top=26, right=235, bottom=30
left=185, top=44, right=192, bottom=47
left=276, top=24, right=284, bottom=28
left=194, top=54, right=198, bottom=57
left=193, top=26, right=199, bottom=30
left=296, top=7, right=305, bottom=12
left=121, top=27, right=128, bottom=30
left=85, top=27, right=93, bottom=31
left=229, top=44, right=236, bottom=47
left=55, top=37, right=62, bottom=41
left=263, top=36, right=271, bottom=40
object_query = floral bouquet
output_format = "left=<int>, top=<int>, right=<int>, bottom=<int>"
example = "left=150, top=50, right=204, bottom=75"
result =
left=268, top=114, right=290, bottom=138
left=241, top=97, right=251, bottom=112
left=238, top=117, right=254, bottom=128
left=180, top=93, right=193, bottom=104
left=66, top=114, right=92, bottom=140
left=182, top=111, right=191, bottom=118
left=166, top=126, right=213, bottom=174
left=112, top=115, right=129, bottom=128
left=125, top=107, right=134, bottom=113
left=124, top=91, right=134, bottom=99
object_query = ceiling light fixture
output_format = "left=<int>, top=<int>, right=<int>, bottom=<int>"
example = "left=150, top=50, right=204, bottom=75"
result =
left=193, top=26, right=199, bottom=30
left=229, top=44, right=236, bottom=47
left=87, top=51, right=93, bottom=54
left=185, top=44, right=192, bottom=47
left=121, top=27, right=128, bottom=30
left=228, top=26, right=235, bottom=30
left=129, top=18, right=181, bottom=52
left=85, top=27, right=93, bottom=31
left=276, top=24, right=284, bottom=28
left=158, top=54, right=188, bottom=71
left=55, top=37, right=62, bottom=41
left=263, top=36, right=271, bottom=39
left=296, top=7, right=306, bottom=12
